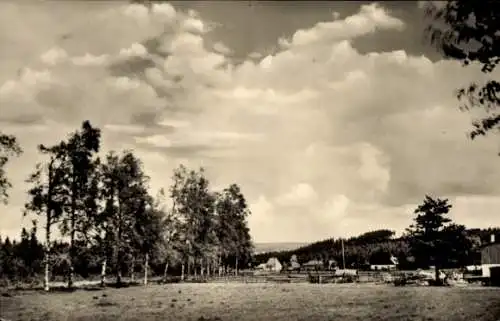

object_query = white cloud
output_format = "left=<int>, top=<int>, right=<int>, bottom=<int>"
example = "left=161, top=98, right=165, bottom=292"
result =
left=276, top=183, right=318, bottom=207
left=158, top=118, right=192, bottom=128
left=151, top=3, right=176, bottom=20
left=182, top=17, right=206, bottom=34
left=248, top=52, right=263, bottom=59
left=104, top=124, right=147, bottom=135
left=71, top=53, right=109, bottom=66
left=0, top=68, right=53, bottom=107
left=135, top=134, right=172, bottom=148
left=40, top=47, right=68, bottom=65
left=119, top=42, right=148, bottom=58
left=290, top=3, right=404, bottom=47
left=121, top=3, right=150, bottom=21
left=108, top=76, right=142, bottom=90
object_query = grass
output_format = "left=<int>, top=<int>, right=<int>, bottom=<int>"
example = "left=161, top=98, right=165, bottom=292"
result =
left=2, top=283, right=500, bottom=321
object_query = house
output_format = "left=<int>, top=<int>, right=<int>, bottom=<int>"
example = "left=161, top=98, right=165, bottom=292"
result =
left=265, top=257, right=283, bottom=272
left=287, top=255, right=301, bottom=271
left=370, top=264, right=397, bottom=271
left=328, top=259, right=337, bottom=270
left=370, top=255, right=398, bottom=271
left=255, top=263, right=267, bottom=270
left=287, top=261, right=301, bottom=271
left=481, top=242, right=500, bottom=265
left=302, top=259, right=324, bottom=271
left=480, top=235, right=500, bottom=277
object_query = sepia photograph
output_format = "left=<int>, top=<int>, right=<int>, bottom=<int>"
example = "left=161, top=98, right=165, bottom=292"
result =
left=1, top=0, right=500, bottom=320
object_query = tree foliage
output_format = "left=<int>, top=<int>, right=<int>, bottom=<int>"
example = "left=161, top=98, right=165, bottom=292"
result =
left=406, top=195, right=452, bottom=276
left=0, top=132, right=22, bottom=204
left=215, top=184, right=253, bottom=269
left=56, top=121, right=101, bottom=288
left=24, top=141, right=69, bottom=291
left=99, top=150, right=151, bottom=284
left=424, top=1, right=500, bottom=140
left=169, top=166, right=218, bottom=275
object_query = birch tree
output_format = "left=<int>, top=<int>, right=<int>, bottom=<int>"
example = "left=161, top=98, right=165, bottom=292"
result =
left=101, top=150, right=149, bottom=285
left=169, top=165, right=217, bottom=278
left=57, top=121, right=101, bottom=288
left=215, top=184, right=253, bottom=275
left=24, top=144, right=67, bottom=291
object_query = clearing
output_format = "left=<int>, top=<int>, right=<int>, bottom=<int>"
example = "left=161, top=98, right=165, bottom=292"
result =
left=1, top=283, right=500, bottom=321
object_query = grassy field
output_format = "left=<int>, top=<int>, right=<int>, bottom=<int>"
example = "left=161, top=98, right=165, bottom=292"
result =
left=2, top=283, right=500, bottom=321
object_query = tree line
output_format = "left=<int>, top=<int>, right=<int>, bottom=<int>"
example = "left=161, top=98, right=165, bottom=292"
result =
left=0, top=121, right=253, bottom=290
left=256, top=196, right=499, bottom=280
left=2, top=123, right=500, bottom=289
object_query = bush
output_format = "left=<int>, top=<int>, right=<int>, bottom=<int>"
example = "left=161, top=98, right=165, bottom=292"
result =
left=394, top=277, right=407, bottom=286
left=307, top=274, right=320, bottom=283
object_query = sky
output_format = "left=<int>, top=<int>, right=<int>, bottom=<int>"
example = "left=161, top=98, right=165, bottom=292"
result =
left=1, top=0, right=500, bottom=243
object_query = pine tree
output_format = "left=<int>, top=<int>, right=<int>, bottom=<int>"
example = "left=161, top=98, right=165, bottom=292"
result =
left=407, top=195, right=452, bottom=284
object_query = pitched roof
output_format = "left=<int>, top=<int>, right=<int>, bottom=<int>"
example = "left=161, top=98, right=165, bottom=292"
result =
left=266, top=257, right=281, bottom=266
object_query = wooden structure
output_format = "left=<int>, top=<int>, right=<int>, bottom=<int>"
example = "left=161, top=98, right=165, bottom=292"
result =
left=481, top=243, right=500, bottom=265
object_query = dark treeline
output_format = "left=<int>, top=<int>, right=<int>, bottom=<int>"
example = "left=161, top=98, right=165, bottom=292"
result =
left=0, top=121, right=253, bottom=290
left=256, top=197, right=500, bottom=276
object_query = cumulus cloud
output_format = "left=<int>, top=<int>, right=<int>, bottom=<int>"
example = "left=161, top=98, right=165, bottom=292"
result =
left=288, top=3, right=404, bottom=47
left=1, top=2, right=500, bottom=242
left=276, top=183, right=318, bottom=207
left=71, top=53, right=109, bottom=66
left=40, top=47, right=68, bottom=65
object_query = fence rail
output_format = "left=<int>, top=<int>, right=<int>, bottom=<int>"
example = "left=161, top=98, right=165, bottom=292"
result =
left=5, top=269, right=466, bottom=290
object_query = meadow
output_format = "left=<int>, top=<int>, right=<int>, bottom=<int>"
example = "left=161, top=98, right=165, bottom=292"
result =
left=2, top=283, right=500, bottom=321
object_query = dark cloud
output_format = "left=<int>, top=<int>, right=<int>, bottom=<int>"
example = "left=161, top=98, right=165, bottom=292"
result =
left=135, top=141, right=232, bottom=159
left=108, top=56, right=156, bottom=78
left=142, top=34, right=172, bottom=59
left=130, top=111, right=161, bottom=127
left=0, top=114, right=43, bottom=126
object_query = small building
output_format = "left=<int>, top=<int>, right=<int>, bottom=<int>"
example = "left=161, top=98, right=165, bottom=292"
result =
left=417, top=269, right=446, bottom=280
left=328, top=259, right=337, bottom=270
left=265, top=257, right=283, bottom=272
left=370, top=254, right=398, bottom=271
left=302, top=259, right=324, bottom=271
left=370, top=264, right=396, bottom=271
left=287, top=261, right=301, bottom=271
left=481, top=242, right=500, bottom=265
left=480, top=237, right=500, bottom=277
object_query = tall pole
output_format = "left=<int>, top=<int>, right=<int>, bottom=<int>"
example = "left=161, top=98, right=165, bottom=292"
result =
left=341, top=238, right=346, bottom=270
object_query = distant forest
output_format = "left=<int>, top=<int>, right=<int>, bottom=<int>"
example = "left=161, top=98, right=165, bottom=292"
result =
left=254, top=228, right=500, bottom=270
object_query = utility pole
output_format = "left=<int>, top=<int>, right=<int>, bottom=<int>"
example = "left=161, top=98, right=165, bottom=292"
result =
left=341, top=238, right=346, bottom=270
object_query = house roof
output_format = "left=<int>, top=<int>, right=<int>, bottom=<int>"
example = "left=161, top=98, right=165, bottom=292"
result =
left=266, top=257, right=281, bottom=266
